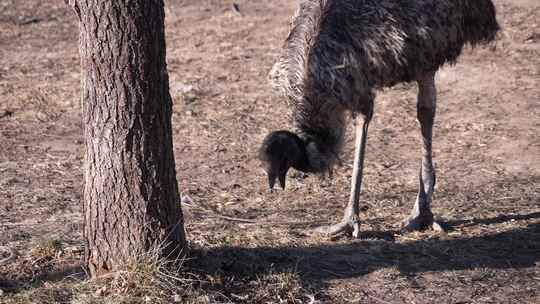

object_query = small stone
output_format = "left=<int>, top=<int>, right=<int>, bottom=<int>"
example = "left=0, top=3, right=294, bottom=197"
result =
left=95, top=286, right=107, bottom=297
left=174, top=82, right=193, bottom=94
left=36, top=112, right=48, bottom=121
left=65, top=246, right=83, bottom=254
left=232, top=3, right=241, bottom=14
left=181, top=194, right=193, bottom=205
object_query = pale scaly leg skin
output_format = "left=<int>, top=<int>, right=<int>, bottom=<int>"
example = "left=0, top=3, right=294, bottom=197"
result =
left=315, top=102, right=372, bottom=238
left=314, top=206, right=361, bottom=237
left=401, top=187, right=445, bottom=232
left=401, top=72, right=444, bottom=233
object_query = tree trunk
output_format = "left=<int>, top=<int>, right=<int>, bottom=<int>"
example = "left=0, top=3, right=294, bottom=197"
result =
left=68, top=0, right=186, bottom=277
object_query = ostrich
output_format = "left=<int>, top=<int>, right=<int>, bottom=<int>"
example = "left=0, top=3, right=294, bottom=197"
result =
left=259, top=0, right=499, bottom=237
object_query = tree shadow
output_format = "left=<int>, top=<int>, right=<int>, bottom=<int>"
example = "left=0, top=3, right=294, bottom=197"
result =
left=1, top=214, right=538, bottom=302
left=0, top=264, right=85, bottom=292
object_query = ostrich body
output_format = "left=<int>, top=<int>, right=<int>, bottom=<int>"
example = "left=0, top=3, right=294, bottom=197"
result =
left=259, top=0, right=499, bottom=236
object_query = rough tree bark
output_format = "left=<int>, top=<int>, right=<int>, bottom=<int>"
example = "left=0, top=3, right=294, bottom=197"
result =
left=67, top=0, right=186, bottom=276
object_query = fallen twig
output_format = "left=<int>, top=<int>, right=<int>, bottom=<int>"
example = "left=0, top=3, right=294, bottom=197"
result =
left=183, top=202, right=326, bottom=227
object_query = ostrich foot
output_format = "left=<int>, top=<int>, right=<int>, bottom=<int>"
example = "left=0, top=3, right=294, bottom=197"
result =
left=314, top=215, right=361, bottom=238
left=401, top=213, right=445, bottom=233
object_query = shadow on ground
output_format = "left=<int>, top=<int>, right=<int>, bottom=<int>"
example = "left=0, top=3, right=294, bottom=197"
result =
left=0, top=264, right=84, bottom=292
left=190, top=214, right=540, bottom=297
left=1, top=212, right=538, bottom=302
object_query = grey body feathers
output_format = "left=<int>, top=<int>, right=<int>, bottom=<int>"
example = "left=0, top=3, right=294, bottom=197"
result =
left=269, top=0, right=499, bottom=173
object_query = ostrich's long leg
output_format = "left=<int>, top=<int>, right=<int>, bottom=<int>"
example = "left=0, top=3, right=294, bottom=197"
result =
left=402, top=72, right=443, bottom=232
left=346, top=114, right=371, bottom=237
left=316, top=110, right=371, bottom=237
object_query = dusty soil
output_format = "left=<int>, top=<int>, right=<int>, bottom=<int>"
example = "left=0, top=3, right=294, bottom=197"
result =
left=1, top=0, right=539, bottom=303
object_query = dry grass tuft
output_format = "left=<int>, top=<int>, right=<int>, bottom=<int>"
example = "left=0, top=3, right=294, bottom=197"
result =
left=70, top=245, right=192, bottom=304
left=3, top=244, right=196, bottom=304
left=250, top=270, right=304, bottom=303
left=29, top=239, right=64, bottom=262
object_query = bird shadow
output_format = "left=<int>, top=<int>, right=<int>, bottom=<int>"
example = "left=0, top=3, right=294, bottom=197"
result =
left=446, top=211, right=540, bottom=228
left=189, top=213, right=540, bottom=299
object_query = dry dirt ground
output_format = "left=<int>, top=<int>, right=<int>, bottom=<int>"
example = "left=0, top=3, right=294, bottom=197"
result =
left=1, top=0, right=539, bottom=303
